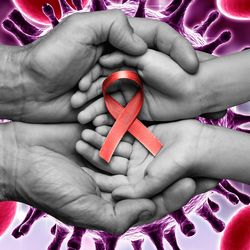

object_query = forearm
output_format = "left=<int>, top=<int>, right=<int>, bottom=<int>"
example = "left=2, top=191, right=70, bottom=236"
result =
left=0, top=45, right=28, bottom=120
left=0, top=122, right=18, bottom=200
left=196, top=49, right=250, bottom=114
left=196, top=124, right=250, bottom=184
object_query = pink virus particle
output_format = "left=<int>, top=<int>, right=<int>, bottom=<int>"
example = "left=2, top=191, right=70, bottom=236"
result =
left=0, top=201, right=17, bottom=236
left=1, top=0, right=250, bottom=249
left=216, top=0, right=250, bottom=21
left=220, top=205, right=250, bottom=250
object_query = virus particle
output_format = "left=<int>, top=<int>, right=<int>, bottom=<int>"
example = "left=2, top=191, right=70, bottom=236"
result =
left=2, top=0, right=250, bottom=250
left=216, top=0, right=250, bottom=20
left=0, top=201, right=17, bottom=236
left=220, top=205, right=250, bottom=250
left=12, top=0, right=87, bottom=24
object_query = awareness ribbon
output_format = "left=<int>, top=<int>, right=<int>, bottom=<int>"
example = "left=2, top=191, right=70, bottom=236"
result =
left=99, top=70, right=163, bottom=163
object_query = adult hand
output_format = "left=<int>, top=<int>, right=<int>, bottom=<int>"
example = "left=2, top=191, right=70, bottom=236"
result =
left=0, top=122, right=155, bottom=234
left=0, top=10, right=198, bottom=123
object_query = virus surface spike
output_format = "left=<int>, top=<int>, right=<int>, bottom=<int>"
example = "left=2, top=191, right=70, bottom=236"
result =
left=143, top=224, right=164, bottom=250
left=221, top=179, right=250, bottom=205
left=42, top=3, right=59, bottom=27
left=196, top=30, right=232, bottom=53
left=2, top=19, right=36, bottom=45
left=164, top=227, right=180, bottom=250
left=171, top=208, right=196, bottom=236
left=193, top=10, right=219, bottom=36
left=213, top=183, right=239, bottom=205
left=161, top=0, right=182, bottom=16
left=48, top=224, right=69, bottom=250
left=9, top=9, right=42, bottom=36
left=163, top=0, right=194, bottom=32
left=95, top=239, right=105, bottom=250
left=58, top=0, right=74, bottom=15
left=207, top=198, right=220, bottom=212
left=196, top=202, right=225, bottom=232
left=135, top=0, right=146, bottom=17
left=72, top=0, right=83, bottom=10
left=12, top=208, right=45, bottom=238
left=91, top=0, right=108, bottom=11
left=131, top=239, right=144, bottom=250
left=67, top=227, right=86, bottom=250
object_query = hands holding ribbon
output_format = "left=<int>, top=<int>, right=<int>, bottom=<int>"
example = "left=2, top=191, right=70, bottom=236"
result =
left=2, top=8, right=250, bottom=235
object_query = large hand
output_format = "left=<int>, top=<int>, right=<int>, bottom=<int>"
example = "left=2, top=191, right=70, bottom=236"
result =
left=0, top=122, right=155, bottom=234
left=0, top=11, right=198, bottom=123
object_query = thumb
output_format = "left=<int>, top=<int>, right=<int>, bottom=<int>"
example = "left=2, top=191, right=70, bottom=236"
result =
left=83, top=196, right=155, bottom=234
left=76, top=10, right=147, bottom=55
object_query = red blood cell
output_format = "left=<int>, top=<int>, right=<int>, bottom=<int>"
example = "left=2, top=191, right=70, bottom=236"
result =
left=0, top=202, right=17, bottom=236
left=220, top=205, right=250, bottom=250
left=12, top=0, right=87, bottom=24
left=217, top=0, right=250, bottom=20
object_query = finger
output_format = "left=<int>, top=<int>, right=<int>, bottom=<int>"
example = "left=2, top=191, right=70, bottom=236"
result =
left=79, top=10, right=147, bottom=56
left=100, top=51, right=140, bottom=69
left=96, top=126, right=134, bottom=144
left=162, top=178, right=196, bottom=213
left=79, top=64, right=104, bottom=91
left=82, top=167, right=129, bottom=192
left=82, top=129, right=132, bottom=158
left=84, top=197, right=155, bottom=234
left=93, top=114, right=114, bottom=127
left=194, top=178, right=219, bottom=195
left=76, top=140, right=128, bottom=175
left=201, top=110, right=227, bottom=120
left=78, top=92, right=126, bottom=124
left=129, top=17, right=199, bottom=74
left=75, top=77, right=104, bottom=108
left=112, top=147, right=184, bottom=199
left=78, top=97, right=107, bottom=124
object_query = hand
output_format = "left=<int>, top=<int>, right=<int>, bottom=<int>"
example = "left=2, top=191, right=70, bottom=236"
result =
left=0, top=122, right=156, bottom=234
left=72, top=49, right=225, bottom=124
left=76, top=120, right=218, bottom=221
left=0, top=11, right=198, bottom=123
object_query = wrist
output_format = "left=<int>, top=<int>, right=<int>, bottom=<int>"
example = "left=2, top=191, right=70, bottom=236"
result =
left=191, top=122, right=216, bottom=177
left=0, top=46, right=31, bottom=120
left=0, top=122, right=20, bottom=200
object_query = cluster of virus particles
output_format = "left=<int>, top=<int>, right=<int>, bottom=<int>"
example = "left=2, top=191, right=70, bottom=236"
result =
left=2, top=0, right=250, bottom=249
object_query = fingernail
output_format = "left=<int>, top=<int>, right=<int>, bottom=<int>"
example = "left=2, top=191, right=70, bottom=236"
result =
left=138, top=211, right=153, bottom=221
left=101, top=54, right=110, bottom=61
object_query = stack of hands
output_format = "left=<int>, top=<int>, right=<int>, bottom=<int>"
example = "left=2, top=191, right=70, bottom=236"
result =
left=1, top=10, right=250, bottom=234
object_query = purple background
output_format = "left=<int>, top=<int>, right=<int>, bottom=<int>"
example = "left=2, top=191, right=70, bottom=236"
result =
left=1, top=0, right=250, bottom=249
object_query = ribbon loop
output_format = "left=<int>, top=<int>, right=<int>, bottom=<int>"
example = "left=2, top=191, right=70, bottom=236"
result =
left=99, top=70, right=163, bottom=163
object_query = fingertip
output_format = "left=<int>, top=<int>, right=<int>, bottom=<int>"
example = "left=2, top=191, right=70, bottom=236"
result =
left=172, top=38, right=199, bottom=74
left=163, top=178, right=196, bottom=212
left=78, top=111, right=91, bottom=124
left=75, top=140, right=86, bottom=154
left=79, top=77, right=91, bottom=92
left=71, top=92, right=86, bottom=108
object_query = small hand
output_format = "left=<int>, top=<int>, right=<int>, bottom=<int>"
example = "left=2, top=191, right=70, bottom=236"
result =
left=76, top=120, right=218, bottom=221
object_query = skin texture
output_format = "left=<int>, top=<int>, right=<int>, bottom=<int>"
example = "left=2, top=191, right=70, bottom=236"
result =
left=0, top=11, right=199, bottom=123
left=72, top=49, right=226, bottom=124
left=0, top=122, right=158, bottom=234
left=76, top=119, right=219, bottom=218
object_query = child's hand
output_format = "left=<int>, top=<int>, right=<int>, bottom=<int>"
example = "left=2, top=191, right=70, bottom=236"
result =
left=71, top=49, right=225, bottom=124
left=76, top=119, right=218, bottom=223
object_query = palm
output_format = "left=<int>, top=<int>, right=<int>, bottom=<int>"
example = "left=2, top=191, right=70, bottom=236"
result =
left=10, top=123, right=154, bottom=232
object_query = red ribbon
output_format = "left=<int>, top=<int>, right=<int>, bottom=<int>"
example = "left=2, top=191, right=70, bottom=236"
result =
left=99, top=70, right=163, bottom=163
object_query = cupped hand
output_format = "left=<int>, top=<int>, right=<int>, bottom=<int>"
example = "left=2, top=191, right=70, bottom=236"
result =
left=2, top=122, right=155, bottom=234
